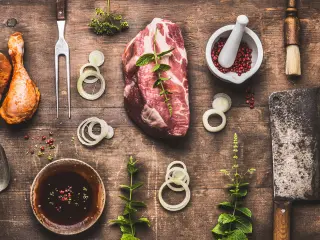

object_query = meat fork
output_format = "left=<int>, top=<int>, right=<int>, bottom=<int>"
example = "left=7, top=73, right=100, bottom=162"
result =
left=55, top=0, right=70, bottom=118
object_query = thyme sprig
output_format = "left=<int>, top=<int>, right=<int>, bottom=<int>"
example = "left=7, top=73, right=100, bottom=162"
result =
left=136, top=28, right=175, bottom=116
left=109, top=156, right=150, bottom=240
left=89, top=0, right=129, bottom=35
left=212, top=133, right=256, bottom=240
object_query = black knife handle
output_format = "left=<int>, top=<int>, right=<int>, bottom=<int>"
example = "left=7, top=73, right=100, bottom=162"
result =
left=56, top=0, right=66, bottom=20
left=273, top=201, right=291, bottom=240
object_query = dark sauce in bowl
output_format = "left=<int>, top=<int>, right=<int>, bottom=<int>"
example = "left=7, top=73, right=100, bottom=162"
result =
left=38, top=171, right=93, bottom=225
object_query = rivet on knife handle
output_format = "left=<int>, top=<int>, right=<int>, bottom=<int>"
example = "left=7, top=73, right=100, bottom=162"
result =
left=273, top=201, right=291, bottom=240
left=56, top=0, right=66, bottom=20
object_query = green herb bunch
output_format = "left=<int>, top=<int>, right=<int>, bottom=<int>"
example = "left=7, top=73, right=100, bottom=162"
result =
left=212, top=133, right=256, bottom=240
left=109, top=156, right=150, bottom=240
left=136, top=28, right=175, bottom=116
left=89, top=0, right=129, bottom=35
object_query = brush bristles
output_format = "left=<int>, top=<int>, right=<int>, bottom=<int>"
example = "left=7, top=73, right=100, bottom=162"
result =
left=286, top=45, right=301, bottom=76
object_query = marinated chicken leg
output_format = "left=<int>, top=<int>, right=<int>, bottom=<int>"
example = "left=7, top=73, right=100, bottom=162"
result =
left=0, top=52, right=12, bottom=100
left=0, top=32, right=40, bottom=124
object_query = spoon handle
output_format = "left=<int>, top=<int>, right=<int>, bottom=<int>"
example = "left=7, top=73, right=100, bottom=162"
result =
left=0, top=144, right=10, bottom=192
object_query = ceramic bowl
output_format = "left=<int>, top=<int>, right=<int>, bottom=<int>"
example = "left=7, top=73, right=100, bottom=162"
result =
left=205, top=25, right=263, bottom=84
left=30, top=158, right=105, bottom=235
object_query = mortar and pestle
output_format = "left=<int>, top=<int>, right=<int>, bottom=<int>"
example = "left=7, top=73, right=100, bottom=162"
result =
left=206, top=15, right=263, bottom=84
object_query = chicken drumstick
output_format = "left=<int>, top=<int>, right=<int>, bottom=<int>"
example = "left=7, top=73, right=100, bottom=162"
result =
left=0, top=52, right=12, bottom=100
left=0, top=32, right=40, bottom=124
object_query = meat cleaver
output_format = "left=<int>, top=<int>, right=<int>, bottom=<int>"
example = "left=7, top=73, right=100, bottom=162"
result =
left=269, top=88, right=320, bottom=240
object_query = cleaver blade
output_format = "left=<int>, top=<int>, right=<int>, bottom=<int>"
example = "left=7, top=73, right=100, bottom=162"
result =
left=269, top=88, right=320, bottom=240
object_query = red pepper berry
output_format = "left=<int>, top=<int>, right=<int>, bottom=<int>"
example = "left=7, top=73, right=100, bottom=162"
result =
left=30, top=150, right=35, bottom=154
left=24, top=135, right=29, bottom=140
left=60, top=190, right=64, bottom=194
left=40, top=146, right=45, bottom=152
left=250, top=104, right=254, bottom=109
left=42, top=136, right=46, bottom=141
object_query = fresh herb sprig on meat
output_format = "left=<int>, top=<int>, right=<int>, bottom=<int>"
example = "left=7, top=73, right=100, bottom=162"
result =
left=89, top=0, right=129, bottom=35
left=136, top=28, right=175, bottom=116
left=109, top=156, right=150, bottom=240
left=212, top=133, right=256, bottom=240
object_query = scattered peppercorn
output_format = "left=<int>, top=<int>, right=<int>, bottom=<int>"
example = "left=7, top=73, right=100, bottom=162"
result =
left=40, top=146, right=45, bottom=152
left=245, top=87, right=255, bottom=109
left=24, top=135, right=29, bottom=140
left=30, top=150, right=35, bottom=155
left=211, top=38, right=252, bottom=76
left=42, top=136, right=46, bottom=141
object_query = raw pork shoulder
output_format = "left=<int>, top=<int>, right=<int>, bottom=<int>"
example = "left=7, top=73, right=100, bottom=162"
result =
left=122, top=18, right=189, bottom=138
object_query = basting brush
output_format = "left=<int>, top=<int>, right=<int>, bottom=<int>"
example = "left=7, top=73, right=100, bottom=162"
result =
left=285, top=0, right=301, bottom=76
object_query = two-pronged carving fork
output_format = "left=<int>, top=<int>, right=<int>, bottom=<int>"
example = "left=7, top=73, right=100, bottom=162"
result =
left=55, top=0, right=70, bottom=118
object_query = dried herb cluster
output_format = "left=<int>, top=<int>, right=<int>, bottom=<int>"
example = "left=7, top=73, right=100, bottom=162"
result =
left=109, top=156, right=150, bottom=240
left=136, top=28, right=175, bottom=116
left=89, top=0, right=129, bottom=35
left=212, top=133, right=256, bottom=240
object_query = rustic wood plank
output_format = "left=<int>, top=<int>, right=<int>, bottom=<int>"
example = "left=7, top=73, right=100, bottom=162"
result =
left=0, top=0, right=320, bottom=239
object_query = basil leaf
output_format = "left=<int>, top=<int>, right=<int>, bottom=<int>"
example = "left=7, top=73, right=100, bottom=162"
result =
left=219, top=202, right=252, bottom=218
left=109, top=215, right=130, bottom=225
left=136, top=54, right=154, bottom=66
left=152, top=64, right=160, bottom=72
left=212, top=223, right=229, bottom=236
left=120, top=225, right=131, bottom=234
left=158, top=64, right=171, bottom=72
left=224, top=229, right=248, bottom=240
left=234, top=216, right=252, bottom=234
left=131, top=201, right=147, bottom=207
left=135, top=217, right=151, bottom=227
left=121, top=234, right=140, bottom=240
left=158, top=48, right=175, bottom=57
left=153, top=79, right=161, bottom=88
left=218, top=213, right=236, bottom=225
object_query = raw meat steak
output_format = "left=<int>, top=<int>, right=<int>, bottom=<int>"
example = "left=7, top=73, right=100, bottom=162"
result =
left=122, top=18, right=189, bottom=138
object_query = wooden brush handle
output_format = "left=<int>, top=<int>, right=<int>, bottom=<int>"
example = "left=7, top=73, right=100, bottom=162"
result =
left=273, top=201, right=291, bottom=240
left=288, top=0, right=296, bottom=8
left=56, top=0, right=66, bottom=20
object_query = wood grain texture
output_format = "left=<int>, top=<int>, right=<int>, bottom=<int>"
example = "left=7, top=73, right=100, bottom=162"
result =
left=273, top=201, right=291, bottom=240
left=0, top=0, right=319, bottom=239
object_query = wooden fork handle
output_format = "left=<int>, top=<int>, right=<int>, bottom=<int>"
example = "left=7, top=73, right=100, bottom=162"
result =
left=56, top=0, right=66, bottom=20
left=273, top=201, right=291, bottom=240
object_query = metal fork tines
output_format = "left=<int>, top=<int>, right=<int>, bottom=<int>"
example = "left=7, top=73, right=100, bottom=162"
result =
left=55, top=20, right=70, bottom=118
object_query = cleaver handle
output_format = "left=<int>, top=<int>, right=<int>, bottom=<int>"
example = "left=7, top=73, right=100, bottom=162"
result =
left=273, top=201, right=291, bottom=240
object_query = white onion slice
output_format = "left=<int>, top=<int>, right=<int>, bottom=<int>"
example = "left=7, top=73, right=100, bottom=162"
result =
left=166, top=161, right=187, bottom=174
left=106, top=125, right=114, bottom=139
left=202, top=109, right=226, bottom=133
left=212, top=93, right=232, bottom=113
left=158, top=179, right=191, bottom=211
left=77, top=117, right=109, bottom=146
left=89, top=50, right=104, bottom=67
left=87, top=119, right=109, bottom=140
left=79, top=63, right=100, bottom=84
left=77, top=70, right=105, bottom=100
left=165, top=167, right=190, bottom=192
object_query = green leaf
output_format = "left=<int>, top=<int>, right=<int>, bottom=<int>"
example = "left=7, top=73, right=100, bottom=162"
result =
left=158, top=48, right=175, bottom=57
left=119, top=195, right=130, bottom=202
left=135, top=217, right=151, bottom=227
left=218, top=213, right=236, bottom=225
left=131, top=182, right=143, bottom=190
left=231, top=189, right=247, bottom=197
left=131, top=201, right=147, bottom=207
left=222, top=230, right=247, bottom=240
left=109, top=215, right=130, bottom=225
left=212, top=223, right=229, bottom=236
left=127, top=164, right=138, bottom=174
left=121, top=234, right=140, bottom=240
left=120, top=185, right=131, bottom=191
left=136, top=54, right=155, bottom=66
left=158, top=64, right=171, bottom=72
left=159, top=77, right=170, bottom=81
left=239, top=183, right=249, bottom=187
left=152, top=64, right=160, bottom=72
left=123, top=204, right=137, bottom=215
left=153, top=79, right=161, bottom=88
left=234, top=216, right=252, bottom=234
left=218, top=202, right=252, bottom=218
left=120, top=225, right=132, bottom=234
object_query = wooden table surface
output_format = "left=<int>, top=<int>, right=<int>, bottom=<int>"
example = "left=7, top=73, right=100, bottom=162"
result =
left=1, top=0, right=320, bottom=239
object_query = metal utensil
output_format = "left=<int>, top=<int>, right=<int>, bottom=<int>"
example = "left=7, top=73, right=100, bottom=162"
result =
left=0, top=144, right=10, bottom=192
left=269, top=88, right=320, bottom=240
left=55, top=0, right=70, bottom=118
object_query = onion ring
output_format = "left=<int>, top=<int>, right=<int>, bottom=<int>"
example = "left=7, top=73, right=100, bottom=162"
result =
left=202, top=109, right=226, bottom=133
left=165, top=167, right=190, bottom=192
left=158, top=179, right=191, bottom=211
left=77, top=70, right=105, bottom=100
left=79, top=63, right=101, bottom=83
left=89, top=50, right=105, bottom=67
left=77, top=117, right=108, bottom=146
left=212, top=93, right=232, bottom=113
left=166, top=161, right=187, bottom=174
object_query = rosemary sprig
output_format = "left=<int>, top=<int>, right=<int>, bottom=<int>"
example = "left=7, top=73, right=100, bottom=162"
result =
left=109, top=156, right=150, bottom=240
left=136, top=28, right=175, bottom=117
left=212, top=133, right=256, bottom=240
left=89, top=0, right=129, bottom=36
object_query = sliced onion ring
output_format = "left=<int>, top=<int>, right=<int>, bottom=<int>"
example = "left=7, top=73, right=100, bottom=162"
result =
left=106, top=125, right=114, bottom=139
left=77, top=118, right=107, bottom=146
left=212, top=93, right=232, bottom=113
left=165, top=167, right=190, bottom=192
left=79, top=63, right=101, bottom=83
left=89, top=50, right=105, bottom=67
left=86, top=119, right=109, bottom=140
left=202, top=109, right=226, bottom=133
left=158, top=179, right=191, bottom=211
left=166, top=161, right=187, bottom=174
left=77, top=70, right=105, bottom=100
